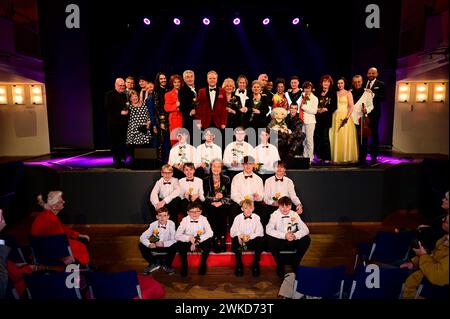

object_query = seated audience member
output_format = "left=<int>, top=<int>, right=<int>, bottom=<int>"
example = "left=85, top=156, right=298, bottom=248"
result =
left=0, top=209, right=8, bottom=299
left=266, top=196, right=311, bottom=278
left=175, top=202, right=213, bottom=277
left=149, top=164, right=181, bottom=225
left=195, top=129, right=222, bottom=178
left=264, top=161, right=303, bottom=216
left=254, top=128, right=280, bottom=181
left=230, top=199, right=264, bottom=277
left=31, top=191, right=91, bottom=266
left=400, top=212, right=449, bottom=299
left=178, top=162, right=205, bottom=216
left=230, top=156, right=266, bottom=225
left=139, top=207, right=177, bottom=275
left=223, top=126, right=255, bottom=180
left=203, top=159, right=232, bottom=253
left=168, top=130, right=196, bottom=178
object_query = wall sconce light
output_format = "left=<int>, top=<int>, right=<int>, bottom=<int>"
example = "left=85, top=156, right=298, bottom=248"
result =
left=0, top=86, right=7, bottom=104
left=12, top=85, right=25, bottom=104
left=432, top=83, right=446, bottom=102
left=415, top=83, right=428, bottom=103
left=30, top=84, right=43, bottom=104
left=397, top=82, right=410, bottom=102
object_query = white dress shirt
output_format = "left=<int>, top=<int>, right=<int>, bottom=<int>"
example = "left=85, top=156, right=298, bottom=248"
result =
left=209, top=87, right=217, bottom=109
left=266, top=209, right=309, bottom=240
left=179, top=177, right=205, bottom=201
left=150, top=177, right=180, bottom=207
left=168, top=142, right=197, bottom=167
left=230, top=213, right=264, bottom=240
left=366, top=79, right=375, bottom=90
left=223, top=141, right=255, bottom=171
left=140, top=220, right=176, bottom=247
left=230, top=172, right=264, bottom=204
left=351, top=90, right=374, bottom=125
left=175, top=215, right=214, bottom=243
left=264, top=175, right=302, bottom=206
left=285, top=91, right=302, bottom=106
left=300, top=93, right=318, bottom=125
left=235, top=89, right=249, bottom=108
left=196, top=142, right=222, bottom=168
left=254, top=143, right=280, bottom=174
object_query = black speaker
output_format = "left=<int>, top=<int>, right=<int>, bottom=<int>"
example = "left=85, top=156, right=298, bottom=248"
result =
left=134, top=148, right=157, bottom=160
left=286, top=156, right=310, bottom=169
left=132, top=148, right=161, bottom=170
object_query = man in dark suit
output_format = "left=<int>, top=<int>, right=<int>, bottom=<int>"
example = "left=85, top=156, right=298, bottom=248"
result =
left=104, top=78, right=129, bottom=168
left=179, top=70, right=197, bottom=141
left=364, top=67, right=385, bottom=164
left=195, top=70, right=228, bottom=131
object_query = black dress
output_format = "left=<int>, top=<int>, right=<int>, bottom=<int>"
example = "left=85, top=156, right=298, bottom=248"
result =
left=314, top=89, right=337, bottom=161
left=248, top=96, right=269, bottom=130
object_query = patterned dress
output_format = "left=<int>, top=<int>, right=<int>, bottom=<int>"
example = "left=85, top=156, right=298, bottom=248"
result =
left=126, top=105, right=151, bottom=145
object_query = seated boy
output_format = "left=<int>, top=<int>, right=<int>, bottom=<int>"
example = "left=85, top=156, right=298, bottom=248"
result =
left=175, top=202, right=213, bottom=277
left=178, top=162, right=205, bottom=215
left=139, top=207, right=177, bottom=275
left=149, top=164, right=181, bottom=225
left=230, top=199, right=265, bottom=277
left=168, top=130, right=196, bottom=178
left=266, top=196, right=311, bottom=278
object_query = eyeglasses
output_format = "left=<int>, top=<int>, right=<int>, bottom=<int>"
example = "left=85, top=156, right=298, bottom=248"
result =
left=188, top=210, right=201, bottom=213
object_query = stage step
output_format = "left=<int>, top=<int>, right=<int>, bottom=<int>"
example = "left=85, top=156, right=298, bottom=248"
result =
left=171, top=251, right=277, bottom=267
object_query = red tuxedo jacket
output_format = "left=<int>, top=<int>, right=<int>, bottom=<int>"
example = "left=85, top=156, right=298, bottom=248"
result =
left=195, top=87, right=228, bottom=128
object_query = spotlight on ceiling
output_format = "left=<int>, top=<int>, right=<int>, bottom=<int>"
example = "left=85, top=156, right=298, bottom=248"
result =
left=233, top=18, right=241, bottom=25
left=143, top=18, right=151, bottom=25
left=292, top=18, right=300, bottom=25
left=203, top=17, right=210, bottom=25
left=262, top=18, right=270, bottom=25
left=173, top=18, right=181, bottom=25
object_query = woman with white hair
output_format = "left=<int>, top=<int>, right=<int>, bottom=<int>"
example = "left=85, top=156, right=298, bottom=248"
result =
left=30, top=191, right=91, bottom=265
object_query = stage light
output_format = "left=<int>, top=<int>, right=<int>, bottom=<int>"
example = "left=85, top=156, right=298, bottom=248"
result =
left=143, top=18, right=151, bottom=25
left=12, top=85, right=24, bottom=104
left=203, top=18, right=210, bottom=25
left=262, top=18, right=270, bottom=25
left=0, top=86, right=7, bottom=104
left=433, top=83, right=446, bottom=102
left=233, top=18, right=241, bottom=25
left=397, top=83, right=410, bottom=103
left=415, top=83, right=428, bottom=102
left=30, top=84, right=43, bottom=105
left=292, top=18, right=300, bottom=25
left=173, top=18, right=181, bottom=25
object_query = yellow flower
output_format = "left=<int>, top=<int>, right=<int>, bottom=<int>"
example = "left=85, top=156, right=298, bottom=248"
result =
left=291, top=217, right=296, bottom=222
left=242, top=235, right=250, bottom=242
left=275, top=192, right=281, bottom=199
left=188, top=187, right=193, bottom=194
left=244, top=195, right=250, bottom=200
left=197, top=230, right=203, bottom=236
left=153, top=229, right=159, bottom=235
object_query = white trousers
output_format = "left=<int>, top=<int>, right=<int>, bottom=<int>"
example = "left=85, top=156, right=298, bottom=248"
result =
left=302, top=123, right=316, bottom=162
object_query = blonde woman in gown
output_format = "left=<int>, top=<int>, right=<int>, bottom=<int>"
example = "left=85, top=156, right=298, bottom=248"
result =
left=329, top=78, right=358, bottom=164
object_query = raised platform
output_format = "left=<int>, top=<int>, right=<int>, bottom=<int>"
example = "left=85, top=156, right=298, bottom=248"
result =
left=0, top=150, right=430, bottom=224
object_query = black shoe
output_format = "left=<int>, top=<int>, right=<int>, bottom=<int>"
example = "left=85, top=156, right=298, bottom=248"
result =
left=199, top=264, right=207, bottom=275
left=276, top=265, right=285, bottom=279
left=235, top=266, right=244, bottom=277
left=252, top=265, right=260, bottom=277
left=220, top=237, right=227, bottom=252
left=213, top=238, right=221, bottom=253
left=180, top=266, right=188, bottom=277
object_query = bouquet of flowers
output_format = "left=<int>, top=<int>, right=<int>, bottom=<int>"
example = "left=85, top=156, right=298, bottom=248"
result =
left=250, top=100, right=262, bottom=122
left=213, top=184, right=226, bottom=202
left=201, top=156, right=211, bottom=168
left=254, top=163, right=263, bottom=173
left=238, top=234, right=250, bottom=252
left=124, top=101, right=130, bottom=110
left=228, top=96, right=240, bottom=112
left=272, top=192, right=282, bottom=202
left=287, top=217, right=298, bottom=233
left=188, top=187, right=194, bottom=201
left=194, top=229, right=203, bottom=252
left=318, top=96, right=331, bottom=109
left=149, top=228, right=160, bottom=244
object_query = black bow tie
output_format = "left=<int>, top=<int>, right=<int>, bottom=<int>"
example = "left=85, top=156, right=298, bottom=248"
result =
left=179, top=145, right=186, bottom=149
left=236, top=142, right=243, bottom=147
left=244, top=216, right=252, bottom=220
left=186, top=179, right=194, bottom=182
left=209, top=88, right=217, bottom=92
left=238, top=90, right=245, bottom=94
left=262, top=145, right=269, bottom=148
left=190, top=220, right=198, bottom=223
left=244, top=175, right=253, bottom=179
left=163, top=182, right=171, bottom=185
left=275, top=178, right=284, bottom=182
left=158, top=225, right=166, bottom=229
left=282, top=216, right=290, bottom=219
left=205, top=145, right=213, bottom=149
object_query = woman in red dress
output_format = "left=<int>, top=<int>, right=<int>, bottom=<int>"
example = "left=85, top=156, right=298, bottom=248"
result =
left=164, top=74, right=184, bottom=146
left=31, top=191, right=91, bottom=265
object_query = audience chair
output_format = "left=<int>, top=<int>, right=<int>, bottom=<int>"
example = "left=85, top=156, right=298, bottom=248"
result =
left=86, top=271, right=142, bottom=299
left=295, top=265, right=346, bottom=299
left=24, top=272, right=83, bottom=300
left=29, top=234, right=73, bottom=266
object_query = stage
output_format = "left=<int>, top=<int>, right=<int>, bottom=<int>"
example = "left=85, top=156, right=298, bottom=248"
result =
left=0, top=150, right=431, bottom=224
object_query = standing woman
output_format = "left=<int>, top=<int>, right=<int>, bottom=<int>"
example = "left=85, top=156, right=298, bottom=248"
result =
left=126, top=90, right=151, bottom=163
left=164, top=74, right=184, bottom=146
left=329, top=78, right=358, bottom=164
left=272, top=78, right=289, bottom=111
left=314, top=75, right=337, bottom=164
left=248, top=80, right=269, bottom=130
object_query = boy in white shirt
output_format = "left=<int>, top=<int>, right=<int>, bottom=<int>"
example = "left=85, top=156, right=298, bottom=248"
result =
left=254, top=128, right=280, bottom=182
left=195, top=129, right=222, bottom=178
left=139, top=207, right=177, bottom=275
left=230, top=199, right=264, bottom=277
left=266, top=196, right=311, bottom=278
left=168, top=130, right=197, bottom=178
left=175, top=202, right=213, bottom=277
left=149, top=164, right=181, bottom=225
left=223, top=126, right=255, bottom=180
left=178, top=162, right=205, bottom=216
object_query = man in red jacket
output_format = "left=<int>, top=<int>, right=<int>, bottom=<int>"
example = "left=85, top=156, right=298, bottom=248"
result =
left=195, top=70, right=228, bottom=132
